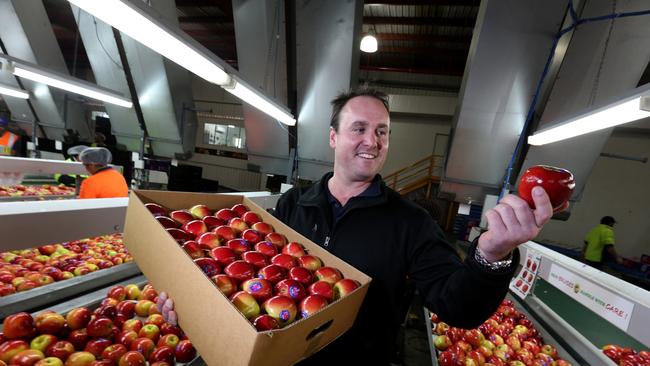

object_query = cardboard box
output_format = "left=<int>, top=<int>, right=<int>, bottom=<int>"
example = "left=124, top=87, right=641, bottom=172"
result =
left=123, top=190, right=371, bottom=366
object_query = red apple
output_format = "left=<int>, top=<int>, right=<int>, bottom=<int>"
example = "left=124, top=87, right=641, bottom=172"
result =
left=271, top=254, right=297, bottom=270
left=115, top=331, right=137, bottom=349
left=30, top=335, right=58, bottom=353
left=65, top=351, right=95, bottom=366
left=124, top=285, right=140, bottom=300
left=134, top=300, right=155, bottom=317
left=45, top=341, right=74, bottom=360
left=262, top=295, right=297, bottom=327
left=211, top=274, right=238, bottom=297
left=209, top=247, right=237, bottom=266
left=129, top=338, right=154, bottom=359
left=3, top=312, right=36, bottom=339
left=164, top=228, right=192, bottom=244
left=84, top=339, right=111, bottom=358
left=298, top=295, right=329, bottom=319
left=540, top=344, right=558, bottom=359
left=241, top=211, right=262, bottom=226
left=215, top=208, right=237, bottom=222
left=196, top=233, right=221, bottom=250
left=224, top=261, right=255, bottom=282
left=212, top=225, right=237, bottom=242
left=241, top=278, right=273, bottom=302
left=138, top=324, right=160, bottom=343
left=144, top=203, right=167, bottom=217
left=181, top=241, right=204, bottom=259
left=241, top=251, right=269, bottom=269
left=148, top=346, right=174, bottom=364
left=226, top=239, right=251, bottom=255
left=169, top=210, right=193, bottom=225
left=307, top=281, right=334, bottom=302
left=189, top=204, right=211, bottom=219
left=34, top=312, right=66, bottom=335
left=297, top=255, right=322, bottom=271
left=229, top=291, right=260, bottom=319
left=159, top=323, right=181, bottom=337
left=122, top=319, right=143, bottom=333
left=252, top=315, right=280, bottom=331
left=231, top=204, right=249, bottom=217
left=144, top=314, right=164, bottom=328
left=264, top=232, right=287, bottom=248
left=282, top=242, right=306, bottom=258
left=314, top=267, right=343, bottom=285
left=193, top=258, right=221, bottom=277
left=228, top=218, right=249, bottom=234
left=257, top=265, right=287, bottom=284
left=434, top=334, right=452, bottom=351
left=275, top=279, right=307, bottom=301
left=35, top=357, right=63, bottom=366
left=518, top=165, right=575, bottom=212
left=254, top=241, right=278, bottom=258
left=11, top=349, right=45, bottom=366
left=86, top=317, right=113, bottom=338
left=333, top=278, right=360, bottom=299
left=107, top=286, right=127, bottom=301
left=251, top=222, right=274, bottom=236
left=156, top=334, right=179, bottom=349
left=288, top=267, right=313, bottom=285
left=0, top=340, right=29, bottom=363
left=101, top=344, right=127, bottom=365
left=118, top=351, right=145, bottom=366
left=241, top=229, right=263, bottom=245
left=154, top=216, right=178, bottom=229
left=173, top=340, right=196, bottom=363
left=202, top=216, right=226, bottom=230
left=182, top=220, right=208, bottom=238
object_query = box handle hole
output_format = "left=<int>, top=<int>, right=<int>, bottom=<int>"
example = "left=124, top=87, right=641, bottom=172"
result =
left=305, top=319, right=333, bottom=341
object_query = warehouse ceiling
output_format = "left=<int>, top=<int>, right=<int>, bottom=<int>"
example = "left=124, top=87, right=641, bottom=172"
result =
left=40, top=0, right=478, bottom=95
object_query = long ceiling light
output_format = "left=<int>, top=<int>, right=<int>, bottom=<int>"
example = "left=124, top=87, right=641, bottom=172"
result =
left=528, top=84, right=650, bottom=146
left=0, top=82, right=29, bottom=99
left=67, top=0, right=297, bottom=126
left=224, top=77, right=296, bottom=126
left=11, top=62, right=132, bottom=108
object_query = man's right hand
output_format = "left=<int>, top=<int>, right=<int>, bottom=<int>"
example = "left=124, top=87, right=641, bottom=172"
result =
left=156, top=291, right=178, bottom=326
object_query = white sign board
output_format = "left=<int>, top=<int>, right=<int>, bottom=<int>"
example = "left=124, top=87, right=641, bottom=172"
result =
left=547, top=263, right=634, bottom=331
left=510, top=250, right=542, bottom=298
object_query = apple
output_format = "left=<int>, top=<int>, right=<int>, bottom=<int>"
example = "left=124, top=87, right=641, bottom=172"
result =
left=169, top=210, right=193, bottom=225
left=159, top=323, right=181, bottom=337
left=262, top=295, right=297, bottom=327
left=540, top=344, right=558, bottom=359
left=45, top=341, right=74, bottom=360
left=121, top=319, right=143, bottom=333
left=35, top=357, right=63, bottom=366
left=241, top=278, right=273, bottom=302
left=83, top=339, right=111, bottom=358
left=144, top=314, right=164, bottom=328
left=182, top=220, right=208, bottom=238
left=230, top=291, right=260, bottom=319
left=215, top=208, right=237, bottom=222
left=275, top=279, right=307, bottom=301
left=252, top=315, right=280, bottom=331
left=434, top=334, right=452, bottom=351
left=241, top=230, right=263, bottom=246
left=251, top=222, right=274, bottom=236
left=228, top=218, right=249, bottom=234
left=30, top=335, right=58, bottom=353
left=115, top=331, right=137, bottom=349
left=174, top=340, right=196, bottom=363
left=282, top=242, right=306, bottom=258
left=515, top=349, right=534, bottom=365
left=271, top=254, right=297, bottom=270
left=0, top=283, right=16, bottom=296
left=518, top=165, right=575, bottom=212
left=93, top=305, right=116, bottom=319
left=3, top=312, right=36, bottom=339
left=209, top=247, right=237, bottom=266
left=117, top=351, right=145, bottom=366
left=211, top=274, right=238, bottom=297
left=196, top=233, right=221, bottom=250
left=11, top=349, right=45, bottom=366
left=307, top=281, right=334, bottom=302
left=181, top=241, right=204, bottom=259
left=100, top=344, right=127, bottom=365
left=333, top=278, right=360, bottom=300
left=156, top=334, right=179, bottom=349
left=264, top=232, right=287, bottom=248
left=124, top=285, right=140, bottom=300
left=241, top=251, right=269, bottom=269
left=34, top=312, right=66, bottom=335
left=148, top=346, right=174, bottom=364
left=106, top=286, right=126, bottom=301
left=154, top=216, right=178, bottom=229
left=437, top=350, right=462, bottom=366
left=189, top=204, right=211, bottom=219
left=226, top=239, right=251, bottom=255
left=231, top=204, right=249, bottom=217
left=224, top=260, right=255, bottom=282
left=298, top=295, right=328, bottom=319
left=128, top=338, right=154, bottom=359
left=144, top=203, right=167, bottom=216
left=86, top=317, right=113, bottom=339
left=314, top=267, right=343, bottom=285
left=64, top=351, right=95, bottom=366
left=435, top=321, right=449, bottom=336
left=297, top=255, right=322, bottom=271
left=138, top=324, right=160, bottom=343
left=202, top=216, right=226, bottom=230
left=551, top=360, right=571, bottom=366
left=288, top=267, right=313, bottom=285
left=254, top=241, right=278, bottom=258
left=193, top=258, right=221, bottom=277
left=164, top=229, right=192, bottom=244
left=0, top=340, right=29, bottom=363
left=257, top=264, right=287, bottom=284
left=241, top=211, right=262, bottom=226
left=134, top=300, right=155, bottom=317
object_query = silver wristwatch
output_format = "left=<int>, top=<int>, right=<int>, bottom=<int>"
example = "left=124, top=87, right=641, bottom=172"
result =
left=474, top=248, right=513, bottom=270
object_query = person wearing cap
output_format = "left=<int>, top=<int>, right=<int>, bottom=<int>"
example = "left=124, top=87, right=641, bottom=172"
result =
left=55, top=145, right=89, bottom=186
left=78, top=147, right=129, bottom=199
left=583, top=216, right=620, bottom=270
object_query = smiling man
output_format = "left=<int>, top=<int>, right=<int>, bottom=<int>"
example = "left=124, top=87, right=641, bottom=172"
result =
left=272, top=86, right=556, bottom=365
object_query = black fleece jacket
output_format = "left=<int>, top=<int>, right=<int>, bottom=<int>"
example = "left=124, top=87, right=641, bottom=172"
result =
left=275, top=173, right=518, bottom=365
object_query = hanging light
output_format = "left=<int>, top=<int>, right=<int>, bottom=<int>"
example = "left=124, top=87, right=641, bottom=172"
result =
left=360, top=33, right=378, bottom=53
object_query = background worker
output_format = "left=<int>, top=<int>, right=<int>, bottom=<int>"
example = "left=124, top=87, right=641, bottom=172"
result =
left=55, top=145, right=89, bottom=186
left=78, top=147, right=128, bottom=199
left=583, top=216, right=620, bottom=270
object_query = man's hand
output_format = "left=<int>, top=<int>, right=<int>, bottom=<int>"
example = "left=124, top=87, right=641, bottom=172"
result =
left=478, top=186, right=555, bottom=262
left=156, top=292, right=178, bottom=326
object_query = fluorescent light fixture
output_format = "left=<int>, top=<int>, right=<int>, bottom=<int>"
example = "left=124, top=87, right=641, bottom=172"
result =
left=0, top=83, right=29, bottom=99
left=12, top=63, right=132, bottom=108
left=528, top=85, right=650, bottom=146
left=360, top=34, right=378, bottom=53
left=223, top=78, right=296, bottom=126
left=67, top=0, right=230, bottom=86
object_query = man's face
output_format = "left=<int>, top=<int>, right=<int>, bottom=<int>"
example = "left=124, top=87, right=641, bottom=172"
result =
left=329, top=96, right=390, bottom=183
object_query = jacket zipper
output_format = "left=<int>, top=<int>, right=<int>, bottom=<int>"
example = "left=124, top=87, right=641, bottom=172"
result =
left=323, top=236, right=330, bottom=247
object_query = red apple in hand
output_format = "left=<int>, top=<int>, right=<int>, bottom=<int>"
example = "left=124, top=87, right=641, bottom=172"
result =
left=518, top=165, right=574, bottom=212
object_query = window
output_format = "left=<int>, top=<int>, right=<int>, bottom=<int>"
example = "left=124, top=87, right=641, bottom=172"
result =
left=203, top=123, right=246, bottom=149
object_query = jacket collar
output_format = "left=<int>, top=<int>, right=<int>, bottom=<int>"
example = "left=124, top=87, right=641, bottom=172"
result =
left=298, top=172, right=388, bottom=208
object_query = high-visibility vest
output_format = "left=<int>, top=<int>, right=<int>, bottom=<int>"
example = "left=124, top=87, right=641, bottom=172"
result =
left=0, top=131, right=19, bottom=156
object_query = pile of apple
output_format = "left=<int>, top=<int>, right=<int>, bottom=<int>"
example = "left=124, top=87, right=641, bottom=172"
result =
left=0, top=283, right=197, bottom=366
left=0, top=185, right=75, bottom=198
left=601, top=344, right=650, bottom=366
left=0, top=234, right=133, bottom=297
left=145, top=202, right=361, bottom=331
left=431, top=299, right=573, bottom=366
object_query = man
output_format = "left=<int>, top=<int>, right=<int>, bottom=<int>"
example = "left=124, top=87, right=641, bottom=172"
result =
left=55, top=145, right=89, bottom=186
left=158, top=87, right=555, bottom=364
left=0, top=118, right=21, bottom=156
left=78, top=147, right=129, bottom=199
left=583, top=216, right=619, bottom=270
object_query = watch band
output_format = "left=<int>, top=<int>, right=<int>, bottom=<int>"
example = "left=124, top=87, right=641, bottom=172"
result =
left=474, top=248, right=513, bottom=270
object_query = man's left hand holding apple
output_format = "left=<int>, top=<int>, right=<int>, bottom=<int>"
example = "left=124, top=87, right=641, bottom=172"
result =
left=477, top=186, right=554, bottom=263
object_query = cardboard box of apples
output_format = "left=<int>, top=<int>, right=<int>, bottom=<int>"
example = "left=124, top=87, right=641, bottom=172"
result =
left=123, top=190, right=371, bottom=366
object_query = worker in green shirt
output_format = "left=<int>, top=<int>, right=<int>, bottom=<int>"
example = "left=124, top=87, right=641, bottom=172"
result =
left=55, top=145, right=89, bottom=186
left=583, top=216, right=620, bottom=270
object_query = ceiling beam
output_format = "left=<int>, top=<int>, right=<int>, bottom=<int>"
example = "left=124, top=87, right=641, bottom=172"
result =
left=175, top=0, right=232, bottom=13
left=374, top=33, right=471, bottom=43
left=360, top=64, right=464, bottom=76
left=359, top=78, right=460, bottom=92
left=364, top=16, right=475, bottom=27
left=376, top=46, right=468, bottom=55
left=364, top=0, right=479, bottom=5
left=178, top=16, right=232, bottom=23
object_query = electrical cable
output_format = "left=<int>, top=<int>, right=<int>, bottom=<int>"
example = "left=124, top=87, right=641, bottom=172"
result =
left=92, top=17, right=123, bottom=70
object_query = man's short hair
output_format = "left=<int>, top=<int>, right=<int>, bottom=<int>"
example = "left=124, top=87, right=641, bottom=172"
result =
left=79, top=147, right=112, bottom=166
left=329, top=86, right=389, bottom=131
left=600, top=216, right=616, bottom=225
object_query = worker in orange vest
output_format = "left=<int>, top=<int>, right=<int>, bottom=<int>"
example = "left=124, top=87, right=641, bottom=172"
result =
left=0, top=119, right=20, bottom=156
left=78, top=147, right=129, bottom=199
